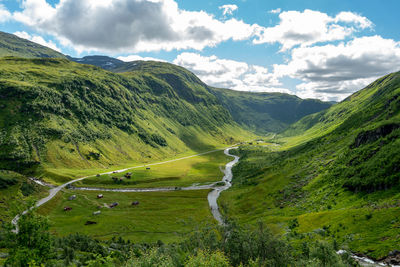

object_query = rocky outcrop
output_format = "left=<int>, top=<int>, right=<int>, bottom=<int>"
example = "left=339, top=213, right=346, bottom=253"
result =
left=382, top=250, right=400, bottom=266
left=351, top=123, right=400, bottom=148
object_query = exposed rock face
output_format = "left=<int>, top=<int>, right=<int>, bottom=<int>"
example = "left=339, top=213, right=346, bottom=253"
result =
left=351, top=123, right=400, bottom=148
left=382, top=250, right=400, bottom=265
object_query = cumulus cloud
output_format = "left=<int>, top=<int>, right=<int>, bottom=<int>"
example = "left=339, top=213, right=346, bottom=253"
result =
left=174, top=52, right=290, bottom=94
left=219, top=4, right=238, bottom=16
left=117, top=55, right=166, bottom=62
left=254, top=9, right=373, bottom=51
left=269, top=8, right=281, bottom=14
left=12, top=0, right=260, bottom=53
left=0, top=3, right=11, bottom=23
left=14, top=31, right=61, bottom=52
left=273, top=36, right=400, bottom=100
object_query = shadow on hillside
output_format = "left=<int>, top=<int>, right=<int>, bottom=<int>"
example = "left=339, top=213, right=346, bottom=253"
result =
left=179, top=132, right=217, bottom=153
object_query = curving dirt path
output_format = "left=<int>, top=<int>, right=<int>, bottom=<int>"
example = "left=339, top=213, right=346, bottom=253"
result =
left=12, top=146, right=237, bottom=232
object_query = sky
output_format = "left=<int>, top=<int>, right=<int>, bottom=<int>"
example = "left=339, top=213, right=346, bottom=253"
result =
left=1, top=0, right=400, bottom=101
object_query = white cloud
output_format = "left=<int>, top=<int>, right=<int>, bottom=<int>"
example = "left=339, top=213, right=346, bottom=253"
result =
left=0, top=3, right=11, bottom=23
left=12, top=0, right=260, bottom=53
left=219, top=4, right=238, bottom=16
left=14, top=31, right=61, bottom=52
left=335, top=11, right=373, bottom=29
left=117, top=55, right=166, bottom=62
left=273, top=35, right=400, bottom=101
left=269, top=8, right=281, bottom=14
left=173, top=52, right=290, bottom=94
left=254, top=9, right=372, bottom=51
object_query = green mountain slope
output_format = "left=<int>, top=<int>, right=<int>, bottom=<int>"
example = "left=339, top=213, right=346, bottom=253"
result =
left=0, top=57, right=252, bottom=183
left=220, top=71, right=400, bottom=259
left=210, top=88, right=332, bottom=134
left=70, top=56, right=332, bottom=133
left=0, top=31, right=66, bottom=59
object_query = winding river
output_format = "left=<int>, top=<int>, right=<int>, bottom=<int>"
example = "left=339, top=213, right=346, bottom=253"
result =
left=207, top=148, right=239, bottom=224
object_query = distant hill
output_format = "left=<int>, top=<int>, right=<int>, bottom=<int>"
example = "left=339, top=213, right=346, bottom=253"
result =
left=72, top=56, right=332, bottom=133
left=68, top=55, right=125, bottom=70
left=209, top=88, right=332, bottom=134
left=0, top=31, right=66, bottom=59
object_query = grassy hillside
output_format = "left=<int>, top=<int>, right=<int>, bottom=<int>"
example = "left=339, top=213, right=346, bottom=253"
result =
left=71, top=56, right=332, bottom=134
left=220, top=71, right=400, bottom=259
left=0, top=57, right=253, bottom=184
left=210, top=88, right=332, bottom=134
left=0, top=31, right=66, bottom=59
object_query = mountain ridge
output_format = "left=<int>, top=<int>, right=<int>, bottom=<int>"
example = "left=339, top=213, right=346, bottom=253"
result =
left=0, top=31, right=66, bottom=59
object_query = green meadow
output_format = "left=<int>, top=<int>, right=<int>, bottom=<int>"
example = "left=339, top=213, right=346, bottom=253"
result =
left=37, top=189, right=215, bottom=243
left=75, top=150, right=230, bottom=188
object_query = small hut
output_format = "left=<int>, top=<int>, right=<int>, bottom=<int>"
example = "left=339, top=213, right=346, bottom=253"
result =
left=68, top=195, right=76, bottom=200
left=124, top=172, right=132, bottom=179
left=64, top=206, right=72, bottom=211
left=131, top=201, right=140, bottom=206
left=93, top=210, right=101, bottom=215
left=97, top=194, right=103, bottom=199
left=109, top=202, right=119, bottom=208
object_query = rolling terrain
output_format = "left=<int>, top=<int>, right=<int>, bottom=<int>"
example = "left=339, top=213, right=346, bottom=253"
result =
left=0, top=31, right=66, bottom=59
left=210, top=88, right=332, bottom=134
left=70, top=55, right=334, bottom=134
left=220, top=71, right=400, bottom=259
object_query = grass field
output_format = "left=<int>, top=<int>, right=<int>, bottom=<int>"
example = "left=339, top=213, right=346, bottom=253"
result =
left=37, top=189, right=216, bottom=243
left=74, top=150, right=230, bottom=188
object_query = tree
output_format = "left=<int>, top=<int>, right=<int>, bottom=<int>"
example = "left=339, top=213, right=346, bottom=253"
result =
left=4, top=209, right=52, bottom=266
left=185, top=250, right=231, bottom=267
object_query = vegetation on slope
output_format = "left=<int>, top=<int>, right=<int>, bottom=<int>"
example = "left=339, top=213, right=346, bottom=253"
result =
left=0, top=170, right=47, bottom=222
left=220, top=71, right=400, bottom=259
left=70, top=55, right=333, bottom=134
left=0, top=209, right=356, bottom=266
left=210, top=88, right=332, bottom=134
left=0, top=31, right=66, bottom=59
left=0, top=57, right=251, bottom=183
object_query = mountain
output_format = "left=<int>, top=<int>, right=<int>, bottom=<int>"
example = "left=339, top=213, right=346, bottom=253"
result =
left=209, top=88, right=332, bottom=134
left=220, top=71, right=400, bottom=259
left=68, top=55, right=125, bottom=71
left=0, top=57, right=252, bottom=183
left=72, top=55, right=332, bottom=133
left=0, top=31, right=66, bottom=59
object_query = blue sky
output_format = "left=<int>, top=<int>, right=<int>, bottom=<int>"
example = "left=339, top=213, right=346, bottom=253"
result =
left=1, top=0, right=400, bottom=101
